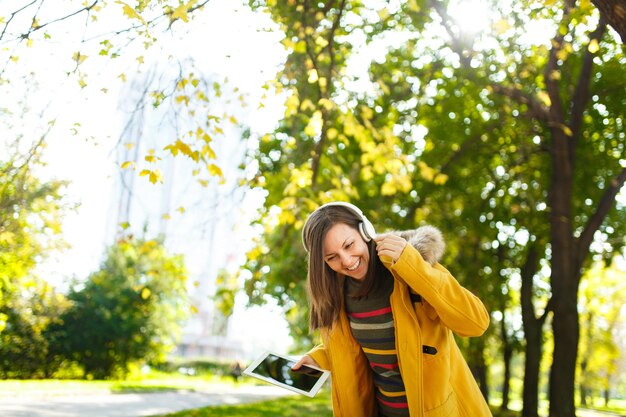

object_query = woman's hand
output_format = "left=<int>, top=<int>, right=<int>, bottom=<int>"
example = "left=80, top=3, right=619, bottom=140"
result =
left=374, top=233, right=408, bottom=264
left=291, top=355, right=320, bottom=370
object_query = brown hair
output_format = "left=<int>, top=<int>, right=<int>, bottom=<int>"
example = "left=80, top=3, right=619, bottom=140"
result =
left=302, top=205, right=385, bottom=331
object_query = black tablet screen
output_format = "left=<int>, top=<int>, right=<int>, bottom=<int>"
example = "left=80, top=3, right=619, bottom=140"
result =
left=251, top=353, right=324, bottom=392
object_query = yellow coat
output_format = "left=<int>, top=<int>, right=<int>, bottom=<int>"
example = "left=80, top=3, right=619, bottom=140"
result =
left=308, top=243, right=492, bottom=417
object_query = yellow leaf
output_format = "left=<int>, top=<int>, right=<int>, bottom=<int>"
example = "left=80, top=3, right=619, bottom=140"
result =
left=177, top=206, right=186, bottom=214
left=141, top=288, right=151, bottom=299
left=208, top=164, right=223, bottom=177
left=434, top=173, right=449, bottom=185
left=190, top=305, right=199, bottom=314
left=307, top=69, right=319, bottom=83
left=537, top=91, right=551, bottom=107
left=144, top=155, right=157, bottom=163
left=124, top=142, right=134, bottom=150
left=587, top=39, right=600, bottom=53
left=176, top=139, right=193, bottom=156
left=72, top=51, right=87, bottom=64
left=149, top=170, right=163, bottom=184
left=561, top=125, right=573, bottom=136
left=408, top=0, right=420, bottom=12
left=175, top=95, right=189, bottom=106
left=494, top=19, right=511, bottom=34
left=381, top=181, right=397, bottom=196
left=549, top=70, right=561, bottom=81
left=9, top=55, right=18, bottom=63
left=304, top=110, right=323, bottom=137
left=120, top=161, right=134, bottom=169
left=162, top=213, right=171, bottom=220
left=171, top=4, right=190, bottom=22
left=139, top=169, right=151, bottom=177
left=117, top=1, right=146, bottom=23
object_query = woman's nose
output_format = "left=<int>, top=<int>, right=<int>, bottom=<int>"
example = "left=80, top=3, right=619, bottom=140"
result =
left=339, top=252, right=351, bottom=266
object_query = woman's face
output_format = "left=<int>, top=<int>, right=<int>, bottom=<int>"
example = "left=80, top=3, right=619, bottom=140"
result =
left=323, top=222, right=370, bottom=280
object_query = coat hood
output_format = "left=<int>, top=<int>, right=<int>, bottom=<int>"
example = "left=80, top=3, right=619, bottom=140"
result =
left=391, top=225, right=445, bottom=265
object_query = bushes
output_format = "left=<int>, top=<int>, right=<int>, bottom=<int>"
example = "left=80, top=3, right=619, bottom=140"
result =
left=0, top=235, right=190, bottom=380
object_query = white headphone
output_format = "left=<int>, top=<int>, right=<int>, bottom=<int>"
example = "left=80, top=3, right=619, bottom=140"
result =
left=302, top=201, right=376, bottom=252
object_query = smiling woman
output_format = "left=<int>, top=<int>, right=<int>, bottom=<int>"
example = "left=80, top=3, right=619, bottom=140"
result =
left=294, top=201, right=492, bottom=417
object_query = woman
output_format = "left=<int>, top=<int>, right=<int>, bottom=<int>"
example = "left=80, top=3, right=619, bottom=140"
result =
left=293, top=202, right=492, bottom=417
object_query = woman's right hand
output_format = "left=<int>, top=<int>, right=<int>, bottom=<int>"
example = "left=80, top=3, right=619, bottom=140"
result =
left=291, top=354, right=320, bottom=370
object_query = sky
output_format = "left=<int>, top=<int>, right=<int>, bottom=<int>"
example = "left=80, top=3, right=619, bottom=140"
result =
left=1, top=0, right=294, bottom=358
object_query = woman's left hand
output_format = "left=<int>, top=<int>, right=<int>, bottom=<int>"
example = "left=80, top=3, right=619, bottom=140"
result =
left=374, top=234, right=408, bottom=264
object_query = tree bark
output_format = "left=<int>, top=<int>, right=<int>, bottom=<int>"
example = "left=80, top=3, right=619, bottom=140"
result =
left=520, top=244, right=546, bottom=417
left=500, top=324, right=512, bottom=411
left=591, top=0, right=626, bottom=43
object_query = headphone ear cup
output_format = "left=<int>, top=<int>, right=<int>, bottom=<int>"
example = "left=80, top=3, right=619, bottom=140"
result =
left=359, top=221, right=375, bottom=242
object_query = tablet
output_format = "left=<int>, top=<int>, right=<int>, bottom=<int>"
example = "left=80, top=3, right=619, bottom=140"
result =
left=242, top=351, right=330, bottom=397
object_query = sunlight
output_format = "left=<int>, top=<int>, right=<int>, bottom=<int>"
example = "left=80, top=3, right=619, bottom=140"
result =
left=447, top=0, right=491, bottom=36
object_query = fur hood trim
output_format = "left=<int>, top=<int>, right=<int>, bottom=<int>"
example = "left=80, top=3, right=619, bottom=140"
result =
left=390, top=226, right=445, bottom=265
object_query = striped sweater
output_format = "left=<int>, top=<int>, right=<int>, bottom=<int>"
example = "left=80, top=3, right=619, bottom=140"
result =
left=345, top=273, right=414, bottom=417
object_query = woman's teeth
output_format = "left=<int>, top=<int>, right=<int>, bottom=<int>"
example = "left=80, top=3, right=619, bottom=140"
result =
left=347, top=259, right=360, bottom=271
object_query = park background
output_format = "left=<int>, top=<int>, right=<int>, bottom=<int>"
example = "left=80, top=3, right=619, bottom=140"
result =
left=0, top=1, right=625, bottom=417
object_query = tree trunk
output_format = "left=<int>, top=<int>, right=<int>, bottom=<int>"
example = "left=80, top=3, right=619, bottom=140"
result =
left=501, top=334, right=512, bottom=411
left=578, top=311, right=594, bottom=407
left=520, top=245, right=545, bottom=417
left=468, top=337, right=490, bottom=403
left=547, top=128, right=579, bottom=417
left=591, top=0, right=626, bottom=43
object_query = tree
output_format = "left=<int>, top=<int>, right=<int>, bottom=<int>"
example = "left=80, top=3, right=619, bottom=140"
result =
left=577, top=262, right=626, bottom=407
left=52, top=235, right=189, bottom=379
left=0, top=0, right=228, bottom=185
left=0, top=142, right=70, bottom=377
left=243, top=1, right=626, bottom=416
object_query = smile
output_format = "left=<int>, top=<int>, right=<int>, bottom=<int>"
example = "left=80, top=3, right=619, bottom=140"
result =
left=346, top=259, right=360, bottom=271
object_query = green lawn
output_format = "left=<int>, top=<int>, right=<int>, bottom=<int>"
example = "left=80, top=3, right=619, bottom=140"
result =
left=152, top=391, right=334, bottom=417
left=0, top=371, right=240, bottom=396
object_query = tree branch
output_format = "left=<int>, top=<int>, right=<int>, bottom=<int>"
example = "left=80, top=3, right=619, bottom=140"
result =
left=310, top=0, right=347, bottom=188
left=489, top=84, right=551, bottom=122
left=569, top=18, right=607, bottom=165
left=576, top=167, right=626, bottom=270
left=428, top=0, right=473, bottom=68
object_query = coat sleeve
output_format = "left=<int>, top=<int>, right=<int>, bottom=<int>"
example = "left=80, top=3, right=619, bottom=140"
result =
left=388, top=244, right=490, bottom=337
left=307, top=343, right=332, bottom=370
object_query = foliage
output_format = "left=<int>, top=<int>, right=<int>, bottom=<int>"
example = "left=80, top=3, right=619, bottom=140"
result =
left=0, top=0, right=230, bottom=186
left=241, top=0, right=626, bottom=414
left=48, top=235, right=189, bottom=379
left=0, top=143, right=70, bottom=378
left=577, top=262, right=626, bottom=404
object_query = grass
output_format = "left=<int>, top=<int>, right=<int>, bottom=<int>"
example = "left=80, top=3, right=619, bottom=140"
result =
left=152, top=394, right=525, bottom=417
left=149, top=390, right=625, bottom=417
left=152, top=390, right=334, bottom=417
left=0, top=370, right=243, bottom=396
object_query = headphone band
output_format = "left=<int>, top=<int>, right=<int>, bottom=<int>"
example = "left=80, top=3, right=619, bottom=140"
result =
left=302, top=201, right=376, bottom=252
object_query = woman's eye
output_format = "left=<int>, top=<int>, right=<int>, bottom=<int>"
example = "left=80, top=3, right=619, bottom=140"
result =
left=346, top=242, right=353, bottom=248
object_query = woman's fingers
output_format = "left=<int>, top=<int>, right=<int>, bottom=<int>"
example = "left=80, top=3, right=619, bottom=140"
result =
left=374, top=234, right=407, bottom=262
left=291, top=355, right=320, bottom=370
